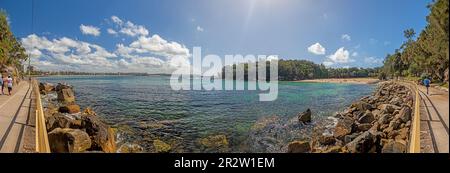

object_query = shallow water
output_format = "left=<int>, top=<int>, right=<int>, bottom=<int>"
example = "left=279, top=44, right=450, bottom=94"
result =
left=39, top=75, right=375, bottom=152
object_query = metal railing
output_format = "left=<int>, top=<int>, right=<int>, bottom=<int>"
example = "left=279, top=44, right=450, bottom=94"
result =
left=401, top=81, right=421, bottom=153
left=31, top=79, right=51, bottom=153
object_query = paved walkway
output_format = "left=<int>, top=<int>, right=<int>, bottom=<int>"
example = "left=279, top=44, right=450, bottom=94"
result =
left=418, top=85, right=449, bottom=153
left=0, top=81, right=36, bottom=153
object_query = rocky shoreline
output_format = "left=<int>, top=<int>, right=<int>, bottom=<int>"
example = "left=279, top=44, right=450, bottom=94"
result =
left=39, top=82, right=116, bottom=153
left=288, top=81, right=415, bottom=153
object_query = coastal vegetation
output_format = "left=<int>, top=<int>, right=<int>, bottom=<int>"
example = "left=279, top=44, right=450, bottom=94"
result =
left=0, top=10, right=28, bottom=78
left=221, top=60, right=380, bottom=81
left=381, top=0, right=449, bottom=84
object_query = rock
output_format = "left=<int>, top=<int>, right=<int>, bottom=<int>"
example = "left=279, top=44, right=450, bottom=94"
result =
left=397, top=106, right=412, bottom=123
left=377, top=104, right=400, bottom=114
left=153, top=140, right=171, bottom=153
left=334, top=117, right=354, bottom=139
left=352, top=111, right=365, bottom=120
left=322, top=146, right=343, bottom=153
left=198, top=135, right=229, bottom=152
left=118, top=143, right=144, bottom=153
left=46, top=113, right=82, bottom=132
left=55, top=83, right=72, bottom=91
left=39, top=82, right=55, bottom=93
left=372, top=109, right=381, bottom=118
left=298, top=109, right=312, bottom=123
left=287, top=141, right=311, bottom=153
left=58, top=104, right=81, bottom=114
left=357, top=123, right=372, bottom=131
left=345, top=131, right=375, bottom=153
left=82, top=107, right=97, bottom=116
left=344, top=132, right=361, bottom=144
left=378, top=114, right=393, bottom=125
left=381, top=140, right=406, bottom=153
left=48, top=128, right=91, bottom=153
left=57, top=88, right=75, bottom=103
left=395, top=128, right=409, bottom=140
left=358, top=111, right=375, bottom=124
left=388, top=118, right=402, bottom=131
left=81, top=115, right=116, bottom=153
left=318, top=135, right=336, bottom=145
left=353, top=101, right=373, bottom=112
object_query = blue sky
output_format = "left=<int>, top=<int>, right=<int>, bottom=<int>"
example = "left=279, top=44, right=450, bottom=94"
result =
left=1, top=0, right=432, bottom=73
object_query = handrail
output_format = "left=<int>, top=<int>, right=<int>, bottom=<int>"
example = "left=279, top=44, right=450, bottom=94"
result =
left=402, top=81, right=421, bottom=153
left=32, top=79, right=51, bottom=153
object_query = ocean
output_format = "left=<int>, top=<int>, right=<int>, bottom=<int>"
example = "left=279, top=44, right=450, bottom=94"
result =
left=39, top=75, right=375, bottom=152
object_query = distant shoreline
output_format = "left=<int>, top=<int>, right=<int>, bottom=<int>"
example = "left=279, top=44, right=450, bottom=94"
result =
left=294, top=78, right=380, bottom=85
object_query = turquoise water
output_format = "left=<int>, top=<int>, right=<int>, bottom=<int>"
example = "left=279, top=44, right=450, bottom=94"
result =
left=39, top=75, right=375, bottom=152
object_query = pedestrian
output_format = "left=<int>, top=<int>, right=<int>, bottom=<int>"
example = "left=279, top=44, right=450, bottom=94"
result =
left=0, top=74, right=3, bottom=95
left=7, top=75, right=13, bottom=96
left=423, top=77, right=431, bottom=95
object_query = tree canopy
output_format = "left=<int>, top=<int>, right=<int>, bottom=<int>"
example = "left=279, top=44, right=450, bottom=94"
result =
left=381, top=0, right=449, bottom=83
left=0, top=10, right=28, bottom=76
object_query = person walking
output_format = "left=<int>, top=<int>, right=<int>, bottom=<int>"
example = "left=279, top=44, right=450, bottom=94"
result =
left=0, top=75, right=4, bottom=95
left=423, top=77, right=431, bottom=95
left=7, top=75, right=13, bottom=96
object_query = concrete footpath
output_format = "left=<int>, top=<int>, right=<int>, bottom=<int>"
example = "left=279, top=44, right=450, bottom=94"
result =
left=0, top=81, right=36, bottom=153
left=418, top=85, right=449, bottom=153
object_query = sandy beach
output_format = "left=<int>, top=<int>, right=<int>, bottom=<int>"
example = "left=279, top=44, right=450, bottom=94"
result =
left=296, top=78, right=380, bottom=85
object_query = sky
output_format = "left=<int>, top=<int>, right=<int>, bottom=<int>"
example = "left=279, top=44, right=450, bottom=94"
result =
left=0, top=0, right=432, bottom=73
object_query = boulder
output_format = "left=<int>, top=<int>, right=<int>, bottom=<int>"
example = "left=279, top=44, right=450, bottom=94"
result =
left=55, top=83, right=72, bottom=91
left=198, top=135, right=229, bottom=152
left=334, top=117, right=354, bottom=139
left=395, top=128, right=409, bottom=140
left=298, top=109, right=312, bottom=123
left=81, top=115, right=116, bottom=153
left=344, top=132, right=361, bottom=144
left=381, top=140, right=406, bottom=153
left=358, top=111, right=375, bottom=124
left=388, top=118, right=402, bottom=131
left=371, top=109, right=381, bottom=119
left=82, top=107, right=97, bottom=116
left=57, top=88, right=75, bottom=103
left=397, top=106, right=412, bottom=123
left=318, top=135, right=336, bottom=146
left=117, top=143, right=144, bottom=153
left=287, top=141, right=311, bottom=153
left=58, top=104, right=81, bottom=114
left=48, top=128, right=91, bottom=153
left=345, top=131, right=375, bottom=153
left=378, top=114, right=393, bottom=125
left=357, top=123, right=372, bottom=131
left=39, top=82, right=55, bottom=94
left=353, top=101, right=373, bottom=112
left=153, top=140, right=171, bottom=153
left=46, top=113, right=82, bottom=132
left=377, top=104, right=400, bottom=114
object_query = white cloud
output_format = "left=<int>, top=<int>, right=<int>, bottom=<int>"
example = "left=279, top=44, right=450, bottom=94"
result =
left=307, top=43, right=326, bottom=55
left=364, top=57, right=383, bottom=64
left=111, top=16, right=123, bottom=25
left=369, top=38, right=378, bottom=44
left=341, top=34, right=351, bottom=41
left=352, top=52, right=358, bottom=57
left=327, top=47, right=352, bottom=63
left=107, top=28, right=118, bottom=35
left=196, top=26, right=204, bottom=32
left=109, top=16, right=149, bottom=37
left=128, top=35, right=190, bottom=58
left=22, top=17, right=195, bottom=73
left=383, top=41, right=391, bottom=46
left=80, top=24, right=101, bottom=36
